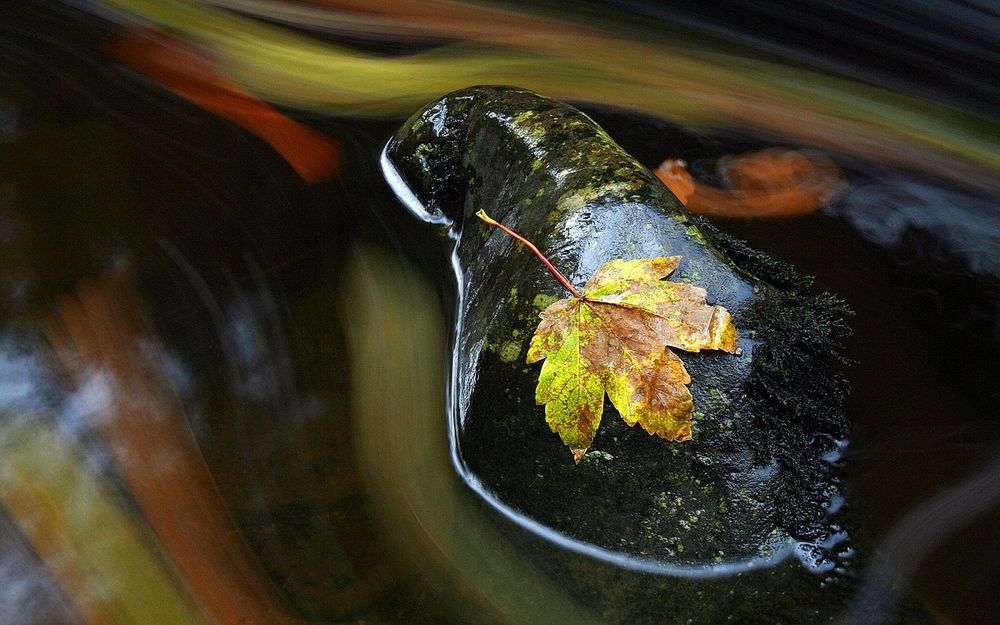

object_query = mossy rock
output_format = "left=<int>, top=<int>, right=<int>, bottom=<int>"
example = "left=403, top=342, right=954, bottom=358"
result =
left=387, top=86, right=926, bottom=624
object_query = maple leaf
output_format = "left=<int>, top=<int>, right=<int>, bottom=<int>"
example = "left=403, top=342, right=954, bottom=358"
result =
left=477, top=210, right=740, bottom=462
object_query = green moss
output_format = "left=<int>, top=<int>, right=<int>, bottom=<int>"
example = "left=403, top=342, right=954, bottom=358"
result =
left=685, top=224, right=707, bottom=245
left=499, top=340, right=523, bottom=363
left=532, top=293, right=559, bottom=310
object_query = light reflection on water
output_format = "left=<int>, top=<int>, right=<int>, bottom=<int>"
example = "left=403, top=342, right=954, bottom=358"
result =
left=0, top=1, right=998, bottom=624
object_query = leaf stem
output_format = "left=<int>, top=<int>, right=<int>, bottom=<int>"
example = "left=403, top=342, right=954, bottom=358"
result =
left=475, top=210, right=582, bottom=298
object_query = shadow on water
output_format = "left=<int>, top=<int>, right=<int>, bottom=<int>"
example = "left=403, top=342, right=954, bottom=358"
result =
left=1, top=1, right=998, bottom=624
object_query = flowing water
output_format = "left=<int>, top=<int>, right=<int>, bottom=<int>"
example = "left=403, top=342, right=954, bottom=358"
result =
left=1, top=2, right=998, bottom=624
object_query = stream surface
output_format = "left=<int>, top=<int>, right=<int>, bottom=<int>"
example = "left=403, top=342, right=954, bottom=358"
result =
left=1, top=2, right=998, bottom=624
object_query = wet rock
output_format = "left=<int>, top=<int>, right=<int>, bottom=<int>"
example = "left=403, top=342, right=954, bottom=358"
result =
left=386, top=87, right=923, bottom=624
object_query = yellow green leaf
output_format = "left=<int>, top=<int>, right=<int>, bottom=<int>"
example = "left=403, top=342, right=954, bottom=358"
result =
left=526, top=257, right=740, bottom=461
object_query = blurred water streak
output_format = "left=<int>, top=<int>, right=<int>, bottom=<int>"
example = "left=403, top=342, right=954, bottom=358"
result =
left=90, top=0, right=999, bottom=193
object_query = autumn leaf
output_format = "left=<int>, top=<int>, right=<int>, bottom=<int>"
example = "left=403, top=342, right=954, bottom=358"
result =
left=477, top=210, right=739, bottom=462
left=654, top=151, right=845, bottom=218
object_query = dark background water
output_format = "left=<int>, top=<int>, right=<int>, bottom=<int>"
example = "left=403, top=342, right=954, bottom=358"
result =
left=1, top=1, right=998, bottom=624
left=608, top=0, right=1000, bottom=117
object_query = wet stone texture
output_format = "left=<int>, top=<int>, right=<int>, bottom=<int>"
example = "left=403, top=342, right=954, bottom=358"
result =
left=387, top=86, right=929, bottom=624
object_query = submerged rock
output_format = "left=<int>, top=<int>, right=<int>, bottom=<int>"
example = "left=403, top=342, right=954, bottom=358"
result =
left=386, top=86, right=924, bottom=624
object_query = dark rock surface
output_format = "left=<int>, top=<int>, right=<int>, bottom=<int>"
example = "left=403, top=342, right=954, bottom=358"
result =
left=386, top=86, right=927, bottom=624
